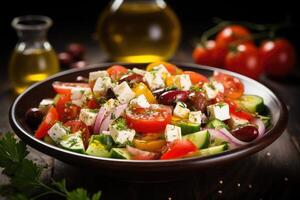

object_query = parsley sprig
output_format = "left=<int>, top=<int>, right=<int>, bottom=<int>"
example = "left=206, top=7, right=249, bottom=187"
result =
left=0, top=133, right=101, bottom=200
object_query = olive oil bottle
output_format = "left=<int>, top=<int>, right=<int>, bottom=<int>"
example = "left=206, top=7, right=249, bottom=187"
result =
left=9, top=16, right=59, bottom=94
left=97, top=0, right=181, bottom=63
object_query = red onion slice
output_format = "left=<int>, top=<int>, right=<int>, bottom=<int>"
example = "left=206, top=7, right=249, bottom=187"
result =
left=126, top=145, right=157, bottom=160
left=93, top=107, right=106, bottom=134
left=251, top=118, right=265, bottom=139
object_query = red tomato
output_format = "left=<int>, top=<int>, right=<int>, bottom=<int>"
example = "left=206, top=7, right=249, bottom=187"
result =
left=183, top=71, right=209, bottom=85
left=193, top=40, right=227, bottom=68
left=86, top=99, right=100, bottom=109
left=216, top=25, right=252, bottom=47
left=56, top=94, right=81, bottom=123
left=35, top=106, right=59, bottom=139
left=125, top=105, right=172, bottom=134
left=52, top=81, right=90, bottom=95
left=147, top=62, right=182, bottom=75
left=259, top=39, right=296, bottom=77
left=225, top=43, right=264, bottom=79
left=225, top=99, right=253, bottom=121
left=160, top=140, right=197, bottom=160
left=213, top=71, right=244, bottom=100
left=64, top=120, right=90, bottom=148
left=107, top=65, right=128, bottom=81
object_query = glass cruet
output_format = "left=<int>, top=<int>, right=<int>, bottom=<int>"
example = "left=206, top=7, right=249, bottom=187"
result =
left=9, top=15, right=59, bottom=94
left=97, top=0, right=181, bottom=63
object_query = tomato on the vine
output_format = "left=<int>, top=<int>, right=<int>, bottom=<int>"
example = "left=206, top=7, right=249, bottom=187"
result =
left=216, top=25, right=252, bottom=47
left=225, top=43, right=264, bottom=79
left=259, top=38, right=296, bottom=77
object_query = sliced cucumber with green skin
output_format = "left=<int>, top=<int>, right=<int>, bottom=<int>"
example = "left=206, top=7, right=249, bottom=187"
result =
left=59, top=132, right=85, bottom=154
left=176, top=121, right=200, bottom=135
left=90, top=134, right=115, bottom=151
left=206, top=119, right=229, bottom=129
left=199, top=144, right=228, bottom=156
left=235, top=95, right=264, bottom=113
left=86, top=135, right=111, bottom=157
left=110, top=148, right=131, bottom=159
left=258, top=115, right=271, bottom=128
left=183, top=130, right=210, bottom=149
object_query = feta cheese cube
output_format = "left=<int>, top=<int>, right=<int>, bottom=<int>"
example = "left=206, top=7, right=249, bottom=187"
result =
left=152, top=64, right=170, bottom=76
left=132, top=68, right=147, bottom=76
left=212, top=81, right=224, bottom=93
left=113, top=82, right=136, bottom=104
left=130, top=94, right=150, bottom=108
left=207, top=103, right=230, bottom=121
left=39, top=99, right=54, bottom=113
left=188, top=111, right=203, bottom=124
left=173, top=101, right=190, bottom=119
left=79, top=109, right=98, bottom=126
left=109, top=125, right=136, bottom=145
left=89, top=70, right=109, bottom=83
left=48, top=122, right=68, bottom=143
left=144, top=71, right=165, bottom=90
left=93, top=76, right=112, bottom=97
left=174, top=74, right=192, bottom=91
left=71, top=87, right=91, bottom=107
left=165, top=124, right=182, bottom=142
left=203, top=83, right=219, bottom=100
left=102, top=98, right=120, bottom=112
left=228, top=115, right=249, bottom=129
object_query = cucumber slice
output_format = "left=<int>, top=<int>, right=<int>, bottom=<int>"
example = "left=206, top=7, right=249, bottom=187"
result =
left=235, top=95, right=264, bottom=113
left=199, top=144, right=228, bottom=156
left=110, top=148, right=131, bottom=159
left=59, top=132, right=85, bottom=153
left=183, top=130, right=210, bottom=149
left=176, top=121, right=200, bottom=135
left=91, top=134, right=115, bottom=150
left=86, top=135, right=111, bottom=157
left=258, top=115, right=271, bottom=128
left=206, top=119, right=229, bottom=129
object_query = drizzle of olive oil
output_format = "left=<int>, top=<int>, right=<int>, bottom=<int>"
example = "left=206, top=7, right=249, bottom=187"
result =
left=97, top=2, right=181, bottom=63
left=9, top=48, right=59, bottom=94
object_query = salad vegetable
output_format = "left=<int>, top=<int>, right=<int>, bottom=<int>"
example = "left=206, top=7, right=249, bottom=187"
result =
left=26, top=62, right=271, bottom=160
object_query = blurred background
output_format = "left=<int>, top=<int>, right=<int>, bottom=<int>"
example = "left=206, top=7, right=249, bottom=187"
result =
left=0, top=0, right=299, bottom=91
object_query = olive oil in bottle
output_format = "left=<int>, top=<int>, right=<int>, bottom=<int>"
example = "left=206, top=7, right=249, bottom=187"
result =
left=9, top=15, right=59, bottom=94
left=97, top=0, right=181, bottom=63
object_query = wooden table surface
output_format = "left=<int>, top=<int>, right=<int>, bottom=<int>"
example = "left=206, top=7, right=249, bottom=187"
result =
left=1, top=41, right=300, bottom=200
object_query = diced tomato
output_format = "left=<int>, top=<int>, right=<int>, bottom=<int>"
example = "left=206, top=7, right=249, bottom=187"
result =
left=107, top=65, right=128, bottom=81
left=35, top=106, right=59, bottom=139
left=52, top=81, right=90, bottom=95
left=86, top=99, right=100, bottom=109
left=225, top=99, right=253, bottom=121
left=125, top=105, right=172, bottom=134
left=64, top=120, right=90, bottom=148
left=160, top=139, right=198, bottom=160
left=146, top=62, right=182, bottom=75
left=56, top=94, right=81, bottom=123
left=183, top=71, right=209, bottom=85
left=213, top=71, right=244, bottom=99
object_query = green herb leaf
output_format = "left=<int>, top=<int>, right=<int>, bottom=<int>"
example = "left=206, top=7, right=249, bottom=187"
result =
left=67, top=188, right=101, bottom=200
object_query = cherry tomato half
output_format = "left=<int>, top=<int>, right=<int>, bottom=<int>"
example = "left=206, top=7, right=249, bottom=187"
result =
left=225, top=99, right=254, bottom=121
left=160, top=139, right=197, bottom=160
left=225, top=43, right=264, bottom=79
left=259, top=38, right=296, bottom=77
left=146, top=62, right=182, bottom=75
left=216, top=25, right=252, bottom=47
left=56, top=94, right=81, bottom=123
left=125, top=104, right=172, bottom=134
left=64, top=120, right=90, bottom=148
left=52, top=81, right=90, bottom=95
left=193, top=40, right=227, bottom=68
left=107, top=65, right=128, bottom=81
left=213, top=71, right=244, bottom=100
left=35, top=106, right=59, bottom=139
left=183, top=71, right=209, bottom=85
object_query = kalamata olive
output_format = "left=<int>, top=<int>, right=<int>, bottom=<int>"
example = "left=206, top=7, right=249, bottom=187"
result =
left=159, top=90, right=190, bottom=105
left=119, top=73, right=144, bottom=87
left=152, top=87, right=176, bottom=98
left=106, top=88, right=116, bottom=99
left=188, top=92, right=208, bottom=112
left=58, top=52, right=73, bottom=68
left=70, top=61, right=88, bottom=69
left=231, top=125, right=259, bottom=142
left=66, top=43, right=85, bottom=61
left=25, top=108, right=44, bottom=129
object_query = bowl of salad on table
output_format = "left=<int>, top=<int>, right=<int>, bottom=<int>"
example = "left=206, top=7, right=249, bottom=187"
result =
left=9, top=62, right=287, bottom=180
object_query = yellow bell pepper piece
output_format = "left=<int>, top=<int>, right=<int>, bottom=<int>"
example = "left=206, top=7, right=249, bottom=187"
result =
left=132, top=82, right=157, bottom=104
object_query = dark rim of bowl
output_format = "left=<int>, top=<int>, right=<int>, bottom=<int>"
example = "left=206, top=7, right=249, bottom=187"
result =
left=9, top=62, right=288, bottom=167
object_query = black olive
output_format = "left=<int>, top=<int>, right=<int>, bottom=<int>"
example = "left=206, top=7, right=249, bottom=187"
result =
left=25, top=108, right=44, bottom=129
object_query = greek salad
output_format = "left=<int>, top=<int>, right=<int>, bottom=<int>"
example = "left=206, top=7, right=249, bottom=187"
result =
left=25, top=62, right=271, bottom=160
